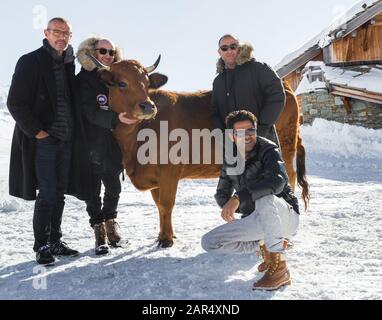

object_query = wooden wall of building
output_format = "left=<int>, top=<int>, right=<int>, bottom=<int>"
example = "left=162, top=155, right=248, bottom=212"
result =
left=283, top=52, right=324, bottom=92
left=329, top=15, right=382, bottom=63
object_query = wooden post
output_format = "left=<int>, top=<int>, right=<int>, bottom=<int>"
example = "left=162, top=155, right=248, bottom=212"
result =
left=342, top=97, right=352, bottom=114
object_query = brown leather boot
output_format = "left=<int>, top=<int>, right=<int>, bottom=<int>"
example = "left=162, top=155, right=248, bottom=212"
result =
left=93, top=223, right=109, bottom=255
left=105, top=219, right=122, bottom=247
left=257, top=241, right=271, bottom=272
left=253, top=252, right=291, bottom=291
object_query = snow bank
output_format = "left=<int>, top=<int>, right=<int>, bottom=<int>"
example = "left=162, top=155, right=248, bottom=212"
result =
left=301, top=118, right=382, bottom=159
left=0, top=86, right=10, bottom=117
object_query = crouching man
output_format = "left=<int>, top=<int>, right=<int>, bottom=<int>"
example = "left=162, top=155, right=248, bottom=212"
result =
left=201, top=110, right=300, bottom=291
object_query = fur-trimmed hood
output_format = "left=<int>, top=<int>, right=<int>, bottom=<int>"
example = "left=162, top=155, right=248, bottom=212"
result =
left=76, top=37, right=123, bottom=71
left=216, top=42, right=255, bottom=74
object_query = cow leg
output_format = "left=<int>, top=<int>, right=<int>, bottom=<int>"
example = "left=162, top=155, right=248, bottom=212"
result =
left=284, top=153, right=297, bottom=190
left=150, top=182, right=179, bottom=248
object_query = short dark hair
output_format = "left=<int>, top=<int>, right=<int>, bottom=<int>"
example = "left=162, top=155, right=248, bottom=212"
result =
left=47, top=17, right=71, bottom=29
left=218, top=34, right=239, bottom=47
left=225, top=110, right=258, bottom=129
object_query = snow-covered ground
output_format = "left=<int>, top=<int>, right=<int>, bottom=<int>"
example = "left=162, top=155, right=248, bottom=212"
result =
left=0, top=97, right=381, bottom=299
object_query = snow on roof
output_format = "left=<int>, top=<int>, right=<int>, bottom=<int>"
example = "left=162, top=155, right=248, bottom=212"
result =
left=275, top=0, right=382, bottom=74
left=304, top=61, right=326, bottom=68
left=295, top=60, right=382, bottom=96
left=323, top=0, right=380, bottom=35
left=322, top=65, right=382, bottom=95
left=295, top=61, right=327, bottom=95
left=295, top=77, right=327, bottom=96
left=274, top=33, right=322, bottom=72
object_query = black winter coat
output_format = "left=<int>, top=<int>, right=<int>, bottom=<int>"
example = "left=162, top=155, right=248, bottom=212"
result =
left=76, top=68, right=123, bottom=175
left=211, top=60, right=285, bottom=144
left=215, top=137, right=299, bottom=216
left=7, top=46, right=92, bottom=200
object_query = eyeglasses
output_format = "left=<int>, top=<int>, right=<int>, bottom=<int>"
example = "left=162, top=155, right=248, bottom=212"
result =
left=233, top=128, right=257, bottom=138
left=95, top=48, right=116, bottom=57
left=47, top=29, right=72, bottom=38
left=220, top=44, right=239, bottom=52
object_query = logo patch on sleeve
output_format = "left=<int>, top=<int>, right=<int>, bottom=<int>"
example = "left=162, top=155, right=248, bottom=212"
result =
left=97, top=94, right=108, bottom=106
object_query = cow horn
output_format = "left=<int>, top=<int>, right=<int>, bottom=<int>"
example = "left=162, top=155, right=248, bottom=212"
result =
left=85, top=53, right=110, bottom=70
left=145, top=55, right=161, bottom=74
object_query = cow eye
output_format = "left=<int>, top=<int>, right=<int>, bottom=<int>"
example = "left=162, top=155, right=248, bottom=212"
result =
left=118, top=81, right=128, bottom=89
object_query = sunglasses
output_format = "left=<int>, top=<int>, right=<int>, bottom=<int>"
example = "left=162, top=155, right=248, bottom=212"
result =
left=47, top=29, right=72, bottom=38
left=233, top=128, right=257, bottom=138
left=220, top=44, right=239, bottom=52
left=95, top=48, right=116, bottom=56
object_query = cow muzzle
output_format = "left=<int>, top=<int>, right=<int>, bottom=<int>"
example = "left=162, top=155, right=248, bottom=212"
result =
left=139, top=101, right=157, bottom=117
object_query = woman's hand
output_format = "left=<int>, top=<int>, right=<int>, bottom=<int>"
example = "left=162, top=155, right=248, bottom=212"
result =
left=35, top=130, right=49, bottom=140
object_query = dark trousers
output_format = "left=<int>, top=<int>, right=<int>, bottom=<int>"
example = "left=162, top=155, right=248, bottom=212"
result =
left=85, top=169, right=121, bottom=227
left=33, top=137, right=72, bottom=252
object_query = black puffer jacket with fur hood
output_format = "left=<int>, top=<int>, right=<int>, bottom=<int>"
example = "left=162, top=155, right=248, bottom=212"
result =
left=76, top=37, right=124, bottom=174
left=211, top=43, right=285, bottom=145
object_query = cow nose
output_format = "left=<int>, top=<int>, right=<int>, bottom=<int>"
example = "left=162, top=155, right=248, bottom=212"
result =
left=139, top=101, right=155, bottom=114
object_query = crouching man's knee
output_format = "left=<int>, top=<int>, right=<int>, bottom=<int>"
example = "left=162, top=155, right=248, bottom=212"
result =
left=256, top=195, right=275, bottom=208
left=201, top=229, right=223, bottom=252
left=201, top=233, right=213, bottom=252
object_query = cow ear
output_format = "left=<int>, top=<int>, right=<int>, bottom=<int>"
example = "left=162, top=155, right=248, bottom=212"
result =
left=98, top=69, right=116, bottom=87
left=149, top=73, right=168, bottom=89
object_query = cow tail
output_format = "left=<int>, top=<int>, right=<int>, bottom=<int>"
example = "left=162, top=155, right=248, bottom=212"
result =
left=296, top=134, right=310, bottom=212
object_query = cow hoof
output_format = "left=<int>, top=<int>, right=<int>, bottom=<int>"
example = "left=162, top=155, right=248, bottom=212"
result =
left=157, top=239, right=174, bottom=248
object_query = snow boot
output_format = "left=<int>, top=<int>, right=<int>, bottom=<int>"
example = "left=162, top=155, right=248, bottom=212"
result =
left=93, top=223, right=109, bottom=255
left=105, top=219, right=123, bottom=247
left=257, top=241, right=271, bottom=272
left=253, top=252, right=291, bottom=291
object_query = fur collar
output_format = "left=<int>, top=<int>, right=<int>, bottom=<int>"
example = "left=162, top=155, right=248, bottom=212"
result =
left=43, top=39, right=74, bottom=64
left=76, top=37, right=123, bottom=71
left=216, top=42, right=255, bottom=74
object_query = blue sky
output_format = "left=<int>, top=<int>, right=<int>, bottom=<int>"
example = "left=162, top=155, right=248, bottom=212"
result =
left=1, top=0, right=359, bottom=90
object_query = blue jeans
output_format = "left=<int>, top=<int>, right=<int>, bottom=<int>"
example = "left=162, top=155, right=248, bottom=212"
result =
left=33, top=136, right=72, bottom=252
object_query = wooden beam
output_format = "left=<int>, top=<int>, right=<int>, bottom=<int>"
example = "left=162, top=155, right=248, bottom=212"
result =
left=362, top=24, right=370, bottom=52
left=345, top=36, right=352, bottom=61
left=342, top=97, right=352, bottom=114
left=332, top=85, right=382, bottom=99
left=331, top=85, right=382, bottom=104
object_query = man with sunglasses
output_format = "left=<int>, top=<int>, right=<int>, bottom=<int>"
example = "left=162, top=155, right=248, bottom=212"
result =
left=7, top=17, right=92, bottom=265
left=202, top=110, right=300, bottom=291
left=211, top=34, right=285, bottom=145
left=76, top=37, right=135, bottom=255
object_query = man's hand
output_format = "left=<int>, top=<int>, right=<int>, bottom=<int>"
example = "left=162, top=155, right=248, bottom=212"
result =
left=35, top=130, right=49, bottom=140
left=118, top=112, right=138, bottom=125
left=221, top=196, right=240, bottom=222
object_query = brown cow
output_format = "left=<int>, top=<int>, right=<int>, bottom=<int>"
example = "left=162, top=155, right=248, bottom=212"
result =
left=276, top=81, right=310, bottom=207
left=91, top=56, right=309, bottom=248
